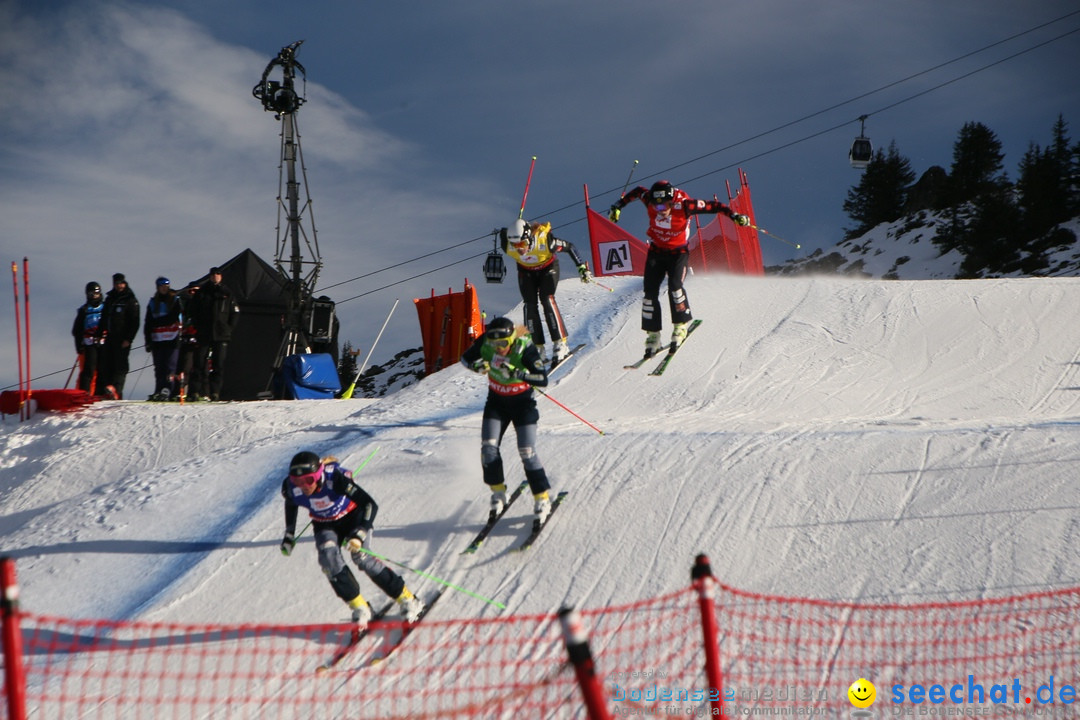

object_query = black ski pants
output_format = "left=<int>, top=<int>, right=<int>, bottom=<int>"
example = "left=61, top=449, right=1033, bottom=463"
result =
left=642, top=247, right=692, bottom=332
left=517, top=261, right=567, bottom=346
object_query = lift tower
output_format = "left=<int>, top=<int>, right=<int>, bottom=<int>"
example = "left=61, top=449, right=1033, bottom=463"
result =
left=252, top=40, right=326, bottom=388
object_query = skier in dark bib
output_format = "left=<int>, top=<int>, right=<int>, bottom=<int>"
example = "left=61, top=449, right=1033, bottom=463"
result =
left=279, top=451, right=424, bottom=627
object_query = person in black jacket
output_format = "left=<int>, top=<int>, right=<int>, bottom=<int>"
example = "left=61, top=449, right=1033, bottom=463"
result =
left=143, top=276, right=183, bottom=401
left=187, top=267, right=239, bottom=401
left=71, top=281, right=105, bottom=393
left=99, top=273, right=141, bottom=399
left=279, top=451, right=424, bottom=627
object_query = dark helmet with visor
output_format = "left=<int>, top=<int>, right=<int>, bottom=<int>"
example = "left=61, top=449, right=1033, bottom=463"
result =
left=649, top=180, right=675, bottom=205
left=484, top=317, right=515, bottom=344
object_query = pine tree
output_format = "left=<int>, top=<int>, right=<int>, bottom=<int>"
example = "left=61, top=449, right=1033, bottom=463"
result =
left=1017, top=115, right=1074, bottom=234
left=842, top=141, right=916, bottom=240
left=935, top=122, right=1015, bottom=262
left=944, top=121, right=1008, bottom=206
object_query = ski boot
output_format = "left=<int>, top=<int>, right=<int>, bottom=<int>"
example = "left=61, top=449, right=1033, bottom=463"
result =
left=551, top=338, right=570, bottom=367
left=348, top=594, right=373, bottom=628
left=489, top=484, right=508, bottom=521
left=396, top=588, right=425, bottom=623
left=644, top=331, right=663, bottom=359
left=671, top=322, right=690, bottom=350
left=533, top=491, right=552, bottom=526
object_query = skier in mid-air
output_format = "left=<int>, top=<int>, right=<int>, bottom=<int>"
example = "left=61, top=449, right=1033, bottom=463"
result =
left=459, top=317, right=555, bottom=524
left=609, top=180, right=749, bottom=357
left=279, top=451, right=424, bottom=627
left=499, top=219, right=592, bottom=367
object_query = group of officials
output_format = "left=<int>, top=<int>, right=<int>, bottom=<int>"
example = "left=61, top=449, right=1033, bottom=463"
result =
left=71, top=268, right=239, bottom=401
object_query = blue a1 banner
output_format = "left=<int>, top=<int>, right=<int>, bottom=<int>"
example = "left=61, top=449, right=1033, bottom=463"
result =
left=586, top=208, right=650, bottom=277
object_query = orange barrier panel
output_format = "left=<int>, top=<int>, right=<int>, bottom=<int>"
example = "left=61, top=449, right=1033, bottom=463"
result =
left=414, top=281, right=483, bottom=376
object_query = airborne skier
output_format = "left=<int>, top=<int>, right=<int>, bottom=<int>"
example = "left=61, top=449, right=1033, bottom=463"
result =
left=459, top=317, right=555, bottom=526
left=609, top=180, right=749, bottom=357
left=499, top=219, right=592, bottom=367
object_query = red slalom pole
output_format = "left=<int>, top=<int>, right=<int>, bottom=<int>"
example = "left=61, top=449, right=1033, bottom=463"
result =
left=22, top=257, right=30, bottom=420
left=535, top=387, right=604, bottom=435
left=11, top=262, right=25, bottom=420
left=518, top=155, right=537, bottom=220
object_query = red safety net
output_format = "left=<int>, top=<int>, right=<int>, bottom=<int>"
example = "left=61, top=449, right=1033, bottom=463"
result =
left=3, top=578, right=1078, bottom=719
left=414, top=281, right=484, bottom=376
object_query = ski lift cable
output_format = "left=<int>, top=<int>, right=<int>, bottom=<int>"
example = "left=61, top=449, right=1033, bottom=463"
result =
left=321, top=13, right=1080, bottom=294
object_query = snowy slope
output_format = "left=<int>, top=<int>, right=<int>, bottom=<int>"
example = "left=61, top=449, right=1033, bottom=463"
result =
left=774, top=214, right=1080, bottom=280
left=1, top=273, right=1078, bottom=632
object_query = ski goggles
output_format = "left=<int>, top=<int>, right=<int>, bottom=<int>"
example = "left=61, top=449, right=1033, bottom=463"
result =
left=488, top=338, right=512, bottom=351
left=652, top=202, right=672, bottom=213
left=289, top=463, right=323, bottom=490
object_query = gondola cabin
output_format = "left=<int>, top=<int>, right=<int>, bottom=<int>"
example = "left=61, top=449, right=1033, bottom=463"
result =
left=849, top=115, right=872, bottom=169
left=849, top=135, right=873, bottom=169
left=483, top=249, right=506, bottom=283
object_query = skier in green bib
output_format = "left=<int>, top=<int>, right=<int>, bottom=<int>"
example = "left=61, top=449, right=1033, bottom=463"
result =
left=460, top=317, right=554, bottom=524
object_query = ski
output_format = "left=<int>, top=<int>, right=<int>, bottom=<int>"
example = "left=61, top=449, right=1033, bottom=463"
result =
left=368, top=591, right=443, bottom=666
left=316, top=602, right=394, bottom=673
left=624, top=351, right=661, bottom=370
left=513, top=491, right=568, bottom=552
left=649, top=320, right=703, bottom=376
left=460, top=480, right=528, bottom=554
left=548, top=343, right=586, bottom=372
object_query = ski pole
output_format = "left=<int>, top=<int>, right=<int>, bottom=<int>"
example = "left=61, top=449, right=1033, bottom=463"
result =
left=23, top=257, right=30, bottom=419
left=750, top=223, right=800, bottom=249
left=341, top=299, right=399, bottom=399
left=355, top=547, right=505, bottom=609
left=518, top=156, right=537, bottom=220
left=620, top=159, right=639, bottom=197
left=535, top=387, right=605, bottom=435
left=350, top=446, right=380, bottom=476
left=586, top=277, right=614, bottom=293
left=11, top=262, right=25, bottom=419
left=64, top=355, right=79, bottom=389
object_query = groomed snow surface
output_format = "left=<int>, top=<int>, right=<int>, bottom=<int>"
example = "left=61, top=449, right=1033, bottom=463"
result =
left=2, top=273, right=1077, bottom=634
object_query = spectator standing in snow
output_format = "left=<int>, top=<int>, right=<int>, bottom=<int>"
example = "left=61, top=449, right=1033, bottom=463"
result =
left=99, top=273, right=140, bottom=399
left=609, top=180, right=749, bottom=357
left=499, top=219, right=592, bottom=367
left=278, top=451, right=424, bottom=627
left=459, top=316, right=554, bottom=526
left=71, top=281, right=105, bottom=393
left=143, top=276, right=183, bottom=401
left=187, top=267, right=239, bottom=401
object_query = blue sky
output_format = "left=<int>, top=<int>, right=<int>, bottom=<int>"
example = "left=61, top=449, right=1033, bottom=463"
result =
left=2, top=1, right=1079, bottom=393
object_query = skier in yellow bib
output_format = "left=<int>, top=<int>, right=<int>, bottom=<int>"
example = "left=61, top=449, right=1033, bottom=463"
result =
left=500, top=219, right=592, bottom=366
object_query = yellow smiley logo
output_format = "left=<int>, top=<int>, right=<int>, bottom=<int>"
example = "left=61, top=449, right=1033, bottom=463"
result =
left=848, top=678, right=876, bottom=708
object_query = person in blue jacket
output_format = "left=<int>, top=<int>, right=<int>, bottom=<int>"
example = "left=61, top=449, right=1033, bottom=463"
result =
left=71, top=281, right=105, bottom=393
left=279, top=451, right=424, bottom=627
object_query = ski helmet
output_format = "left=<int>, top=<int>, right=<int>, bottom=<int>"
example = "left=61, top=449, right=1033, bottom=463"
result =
left=156, top=276, right=170, bottom=287
left=289, top=451, right=322, bottom=482
left=649, top=180, right=675, bottom=205
left=85, top=282, right=102, bottom=297
left=506, top=219, right=534, bottom=251
left=484, top=317, right=515, bottom=342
